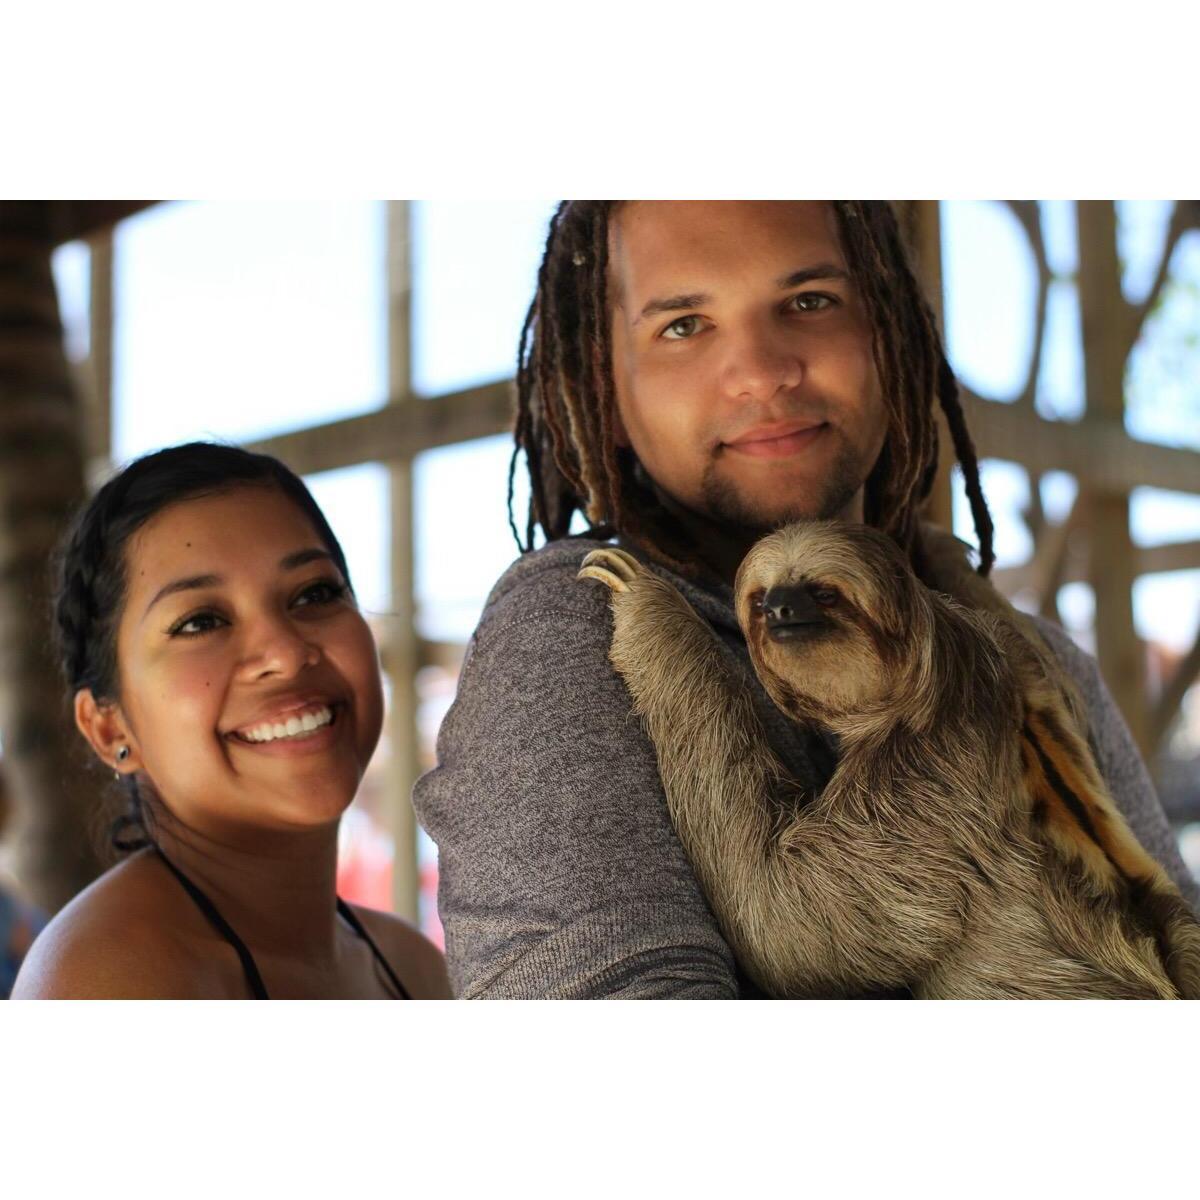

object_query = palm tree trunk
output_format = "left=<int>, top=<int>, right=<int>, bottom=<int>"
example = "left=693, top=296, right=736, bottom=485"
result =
left=0, top=202, right=104, bottom=912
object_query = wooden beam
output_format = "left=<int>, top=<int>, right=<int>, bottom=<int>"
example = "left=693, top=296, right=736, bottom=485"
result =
left=244, top=377, right=1199, bottom=501
left=242, top=378, right=513, bottom=476
left=0, top=201, right=156, bottom=246
left=1149, top=624, right=1200, bottom=752
left=379, top=637, right=466, bottom=677
left=962, top=391, right=1200, bottom=496
left=992, top=538, right=1200, bottom=594
left=1077, top=201, right=1145, bottom=751
left=1025, top=491, right=1083, bottom=619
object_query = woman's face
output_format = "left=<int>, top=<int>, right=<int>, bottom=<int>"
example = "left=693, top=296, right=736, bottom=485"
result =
left=105, top=484, right=384, bottom=841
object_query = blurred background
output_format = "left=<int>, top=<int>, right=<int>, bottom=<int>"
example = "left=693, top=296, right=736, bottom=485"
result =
left=0, top=200, right=1197, bottom=986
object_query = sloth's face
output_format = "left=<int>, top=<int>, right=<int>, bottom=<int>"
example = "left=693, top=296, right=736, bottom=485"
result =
left=735, top=520, right=918, bottom=722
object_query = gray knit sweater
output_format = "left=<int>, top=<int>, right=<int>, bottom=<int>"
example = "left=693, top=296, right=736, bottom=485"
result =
left=413, top=537, right=1200, bottom=999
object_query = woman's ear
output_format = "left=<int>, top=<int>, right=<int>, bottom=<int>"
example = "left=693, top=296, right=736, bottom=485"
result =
left=74, top=689, right=140, bottom=775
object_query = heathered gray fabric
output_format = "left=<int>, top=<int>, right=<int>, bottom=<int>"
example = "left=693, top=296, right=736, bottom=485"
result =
left=413, top=537, right=1200, bottom=999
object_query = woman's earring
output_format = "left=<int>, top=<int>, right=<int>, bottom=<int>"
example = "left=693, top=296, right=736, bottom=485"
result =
left=114, top=746, right=131, bottom=779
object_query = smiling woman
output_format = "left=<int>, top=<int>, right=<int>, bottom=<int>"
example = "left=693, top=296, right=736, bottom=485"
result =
left=10, top=443, right=451, bottom=999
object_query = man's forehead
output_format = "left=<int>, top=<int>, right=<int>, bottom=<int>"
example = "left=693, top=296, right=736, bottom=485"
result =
left=607, top=200, right=845, bottom=306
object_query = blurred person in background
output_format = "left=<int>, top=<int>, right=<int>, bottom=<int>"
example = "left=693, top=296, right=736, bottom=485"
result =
left=0, top=760, right=48, bottom=998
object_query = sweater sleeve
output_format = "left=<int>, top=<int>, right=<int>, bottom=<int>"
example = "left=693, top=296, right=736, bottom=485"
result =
left=411, top=568, right=737, bottom=999
left=1033, top=618, right=1200, bottom=912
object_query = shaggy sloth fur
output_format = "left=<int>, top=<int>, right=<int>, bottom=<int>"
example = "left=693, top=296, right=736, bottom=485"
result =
left=579, top=522, right=1200, bottom=999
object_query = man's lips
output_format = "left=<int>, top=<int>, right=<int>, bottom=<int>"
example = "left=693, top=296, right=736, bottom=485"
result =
left=723, top=421, right=828, bottom=460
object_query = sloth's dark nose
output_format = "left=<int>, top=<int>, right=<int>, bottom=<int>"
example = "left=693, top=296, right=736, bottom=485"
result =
left=762, top=586, right=826, bottom=637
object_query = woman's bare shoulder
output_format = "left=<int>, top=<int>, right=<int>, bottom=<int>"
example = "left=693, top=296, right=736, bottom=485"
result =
left=11, top=852, right=219, bottom=999
left=349, top=905, right=453, bottom=999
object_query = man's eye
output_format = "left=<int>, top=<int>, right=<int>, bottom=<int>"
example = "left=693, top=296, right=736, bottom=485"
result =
left=661, top=315, right=704, bottom=340
left=788, top=293, right=835, bottom=314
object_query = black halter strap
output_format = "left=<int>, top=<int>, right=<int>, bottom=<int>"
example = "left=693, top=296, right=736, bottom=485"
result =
left=336, top=898, right=413, bottom=1000
left=154, top=846, right=269, bottom=999
left=154, top=847, right=411, bottom=1000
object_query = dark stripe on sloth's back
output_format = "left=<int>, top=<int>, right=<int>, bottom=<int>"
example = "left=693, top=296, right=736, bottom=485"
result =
left=1023, top=722, right=1112, bottom=867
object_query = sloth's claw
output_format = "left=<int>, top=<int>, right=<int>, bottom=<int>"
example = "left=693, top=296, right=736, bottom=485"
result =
left=577, top=547, right=643, bottom=593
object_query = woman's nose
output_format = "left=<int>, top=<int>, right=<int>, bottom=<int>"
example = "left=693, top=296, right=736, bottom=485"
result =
left=237, top=617, right=321, bottom=680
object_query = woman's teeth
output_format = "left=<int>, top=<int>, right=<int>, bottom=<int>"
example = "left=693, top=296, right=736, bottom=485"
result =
left=239, top=705, right=334, bottom=744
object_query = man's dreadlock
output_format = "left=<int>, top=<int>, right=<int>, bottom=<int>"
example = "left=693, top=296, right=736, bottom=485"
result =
left=506, top=200, right=995, bottom=580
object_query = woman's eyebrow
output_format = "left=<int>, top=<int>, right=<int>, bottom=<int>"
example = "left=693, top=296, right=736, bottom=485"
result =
left=142, top=549, right=335, bottom=619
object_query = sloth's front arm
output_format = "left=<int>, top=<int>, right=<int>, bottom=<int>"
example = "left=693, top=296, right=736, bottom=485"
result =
left=579, top=549, right=953, bottom=997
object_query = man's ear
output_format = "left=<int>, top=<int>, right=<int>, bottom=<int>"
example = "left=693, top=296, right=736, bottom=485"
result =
left=74, top=689, right=140, bottom=775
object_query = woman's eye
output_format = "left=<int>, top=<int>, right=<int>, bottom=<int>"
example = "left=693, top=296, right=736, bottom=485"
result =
left=169, top=611, right=225, bottom=638
left=294, top=580, right=348, bottom=607
left=166, top=580, right=348, bottom=637
left=661, top=315, right=704, bottom=340
left=788, top=293, right=835, bottom=314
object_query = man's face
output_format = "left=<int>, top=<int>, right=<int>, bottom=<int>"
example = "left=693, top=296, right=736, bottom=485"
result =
left=608, top=201, right=888, bottom=535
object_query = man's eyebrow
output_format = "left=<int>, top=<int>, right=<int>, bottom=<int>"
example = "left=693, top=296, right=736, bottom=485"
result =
left=776, top=264, right=851, bottom=289
left=634, top=292, right=710, bottom=326
left=633, top=265, right=851, bottom=326
left=142, top=549, right=335, bottom=618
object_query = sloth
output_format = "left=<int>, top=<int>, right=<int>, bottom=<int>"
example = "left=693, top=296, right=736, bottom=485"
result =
left=579, top=523, right=1200, bottom=999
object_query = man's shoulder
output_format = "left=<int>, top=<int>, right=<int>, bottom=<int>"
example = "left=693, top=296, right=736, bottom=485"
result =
left=474, top=537, right=633, bottom=646
left=478, top=537, right=730, bottom=643
left=1025, top=614, right=1099, bottom=696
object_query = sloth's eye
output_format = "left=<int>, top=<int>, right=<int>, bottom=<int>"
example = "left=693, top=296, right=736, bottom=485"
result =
left=750, top=592, right=765, bottom=614
left=812, top=586, right=840, bottom=608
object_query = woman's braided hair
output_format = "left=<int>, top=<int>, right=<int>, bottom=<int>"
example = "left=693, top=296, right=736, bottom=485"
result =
left=52, top=441, right=356, bottom=852
left=507, top=200, right=994, bottom=579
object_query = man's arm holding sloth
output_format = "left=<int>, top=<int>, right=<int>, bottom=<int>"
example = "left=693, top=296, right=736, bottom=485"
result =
left=411, top=553, right=740, bottom=999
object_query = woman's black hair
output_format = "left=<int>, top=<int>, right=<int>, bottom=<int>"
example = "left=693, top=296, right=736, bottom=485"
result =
left=51, top=441, right=356, bottom=852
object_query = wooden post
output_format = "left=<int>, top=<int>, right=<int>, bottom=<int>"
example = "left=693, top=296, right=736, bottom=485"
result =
left=385, top=201, right=420, bottom=922
left=0, top=203, right=103, bottom=910
left=85, top=232, right=113, bottom=467
left=899, top=200, right=954, bottom=532
left=1076, top=201, right=1146, bottom=751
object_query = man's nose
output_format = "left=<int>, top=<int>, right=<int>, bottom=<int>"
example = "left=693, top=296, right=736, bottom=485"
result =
left=721, top=323, right=804, bottom=402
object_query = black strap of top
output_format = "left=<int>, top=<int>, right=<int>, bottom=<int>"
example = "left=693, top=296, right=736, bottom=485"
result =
left=154, top=846, right=411, bottom=1000
left=336, top=899, right=413, bottom=1000
left=154, top=846, right=269, bottom=999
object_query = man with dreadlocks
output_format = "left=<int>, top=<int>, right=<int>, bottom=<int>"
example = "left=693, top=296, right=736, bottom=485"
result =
left=413, top=201, right=1198, bottom=998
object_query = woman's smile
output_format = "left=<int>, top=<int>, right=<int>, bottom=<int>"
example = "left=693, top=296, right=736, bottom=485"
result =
left=226, top=701, right=346, bottom=756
